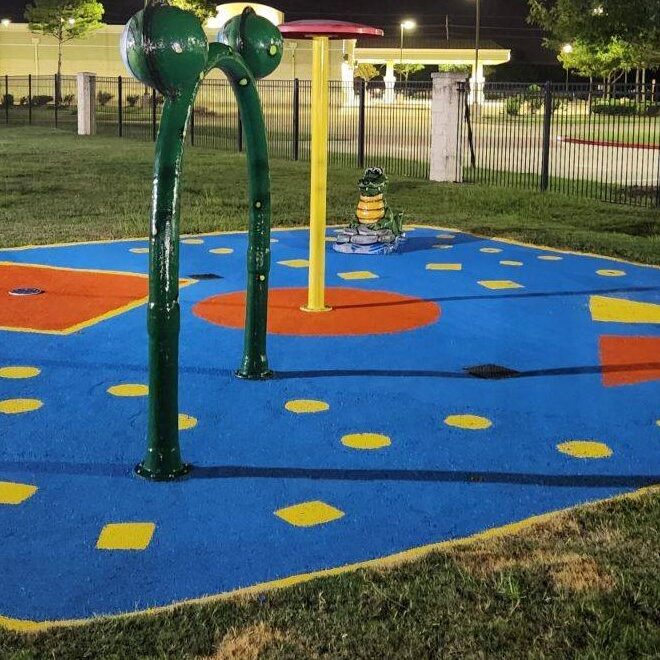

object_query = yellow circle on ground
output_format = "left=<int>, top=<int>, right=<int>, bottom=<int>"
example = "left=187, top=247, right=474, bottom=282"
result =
left=596, top=269, right=625, bottom=277
left=341, top=433, right=391, bottom=450
left=0, top=366, right=41, bottom=379
left=480, top=247, right=502, bottom=254
left=285, top=399, right=329, bottom=414
left=182, top=238, right=204, bottom=245
left=129, top=247, right=149, bottom=254
left=178, top=414, right=198, bottom=431
left=210, top=247, right=234, bottom=255
left=107, top=383, right=149, bottom=397
left=557, top=440, right=613, bottom=459
left=0, top=398, right=43, bottom=414
left=538, top=255, right=562, bottom=261
left=444, top=414, right=492, bottom=430
left=656, top=420, right=660, bottom=427
left=500, top=260, right=523, bottom=267
left=437, top=233, right=455, bottom=239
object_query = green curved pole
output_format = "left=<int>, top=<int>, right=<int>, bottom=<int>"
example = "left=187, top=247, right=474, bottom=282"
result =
left=135, top=84, right=198, bottom=481
left=136, top=44, right=274, bottom=479
left=208, top=43, right=272, bottom=379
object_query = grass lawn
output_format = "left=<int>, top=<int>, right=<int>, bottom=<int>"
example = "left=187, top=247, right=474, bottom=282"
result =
left=0, top=126, right=659, bottom=658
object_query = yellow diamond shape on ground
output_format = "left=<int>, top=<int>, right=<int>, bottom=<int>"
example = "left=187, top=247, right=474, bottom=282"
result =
left=129, top=247, right=149, bottom=254
left=182, top=238, right=204, bottom=245
left=500, top=260, right=523, bottom=267
left=589, top=295, right=660, bottom=324
left=0, top=481, right=38, bottom=505
left=285, top=399, right=329, bottom=413
left=275, top=501, right=344, bottom=527
left=426, top=263, right=462, bottom=271
left=480, top=247, right=502, bottom=254
left=596, top=269, right=625, bottom=277
left=538, top=255, right=563, bottom=261
left=444, top=414, right=492, bottom=430
left=210, top=247, right=234, bottom=255
left=0, top=366, right=40, bottom=379
left=478, top=280, right=524, bottom=290
left=341, top=433, right=391, bottom=450
left=436, top=233, right=455, bottom=239
left=433, top=244, right=453, bottom=249
left=107, top=383, right=149, bottom=397
left=557, top=441, right=613, bottom=459
left=179, top=413, right=198, bottom=430
left=96, top=522, right=156, bottom=550
left=338, top=271, right=379, bottom=280
left=278, top=259, right=309, bottom=268
left=0, top=399, right=43, bottom=414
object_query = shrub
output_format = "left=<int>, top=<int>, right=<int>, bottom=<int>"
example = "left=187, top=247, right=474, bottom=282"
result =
left=126, top=94, right=139, bottom=107
left=97, top=91, right=114, bottom=106
left=505, top=97, right=521, bottom=116
left=31, top=95, right=53, bottom=107
left=525, top=84, right=543, bottom=114
left=591, top=102, right=636, bottom=116
left=2, top=93, right=14, bottom=107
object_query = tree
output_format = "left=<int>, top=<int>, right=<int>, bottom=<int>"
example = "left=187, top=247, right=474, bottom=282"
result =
left=393, top=63, right=425, bottom=82
left=169, top=0, right=216, bottom=23
left=354, top=63, right=379, bottom=81
left=558, top=37, right=634, bottom=85
left=25, top=0, right=104, bottom=103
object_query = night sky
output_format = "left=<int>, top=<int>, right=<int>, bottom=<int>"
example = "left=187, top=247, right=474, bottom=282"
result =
left=2, top=0, right=554, bottom=64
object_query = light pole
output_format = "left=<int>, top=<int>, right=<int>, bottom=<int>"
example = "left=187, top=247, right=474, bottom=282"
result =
left=473, top=0, right=480, bottom=103
left=399, top=19, right=416, bottom=80
left=561, top=43, right=573, bottom=91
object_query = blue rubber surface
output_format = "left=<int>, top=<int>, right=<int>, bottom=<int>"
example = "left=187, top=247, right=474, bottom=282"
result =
left=0, top=226, right=658, bottom=623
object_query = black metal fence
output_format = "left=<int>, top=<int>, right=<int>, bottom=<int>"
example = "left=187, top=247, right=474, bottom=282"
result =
left=2, top=74, right=78, bottom=132
left=458, top=81, right=660, bottom=207
left=2, top=75, right=431, bottom=179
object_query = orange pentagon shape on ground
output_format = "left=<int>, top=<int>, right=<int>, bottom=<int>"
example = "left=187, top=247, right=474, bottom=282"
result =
left=193, top=287, right=440, bottom=336
left=0, top=262, right=149, bottom=334
left=599, top=335, right=660, bottom=387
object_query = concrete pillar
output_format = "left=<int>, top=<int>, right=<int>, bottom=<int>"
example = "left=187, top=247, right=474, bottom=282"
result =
left=430, top=72, right=465, bottom=183
left=383, top=60, right=396, bottom=103
left=469, top=63, right=485, bottom=105
left=77, top=72, right=96, bottom=136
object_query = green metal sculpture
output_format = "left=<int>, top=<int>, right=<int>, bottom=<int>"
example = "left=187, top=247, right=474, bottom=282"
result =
left=121, top=1, right=282, bottom=480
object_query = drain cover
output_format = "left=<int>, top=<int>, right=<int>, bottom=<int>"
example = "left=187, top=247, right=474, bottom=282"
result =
left=9, top=287, right=45, bottom=297
left=189, top=273, right=222, bottom=280
left=464, top=364, right=520, bottom=379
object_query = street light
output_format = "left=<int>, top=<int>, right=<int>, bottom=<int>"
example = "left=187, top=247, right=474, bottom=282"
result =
left=1, top=18, right=11, bottom=27
left=399, top=19, right=416, bottom=78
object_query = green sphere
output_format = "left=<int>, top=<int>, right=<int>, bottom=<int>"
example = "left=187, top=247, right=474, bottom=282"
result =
left=121, top=6, right=208, bottom=95
left=218, top=9, right=283, bottom=80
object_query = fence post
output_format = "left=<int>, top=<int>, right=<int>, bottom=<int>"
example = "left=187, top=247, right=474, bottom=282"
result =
left=292, top=78, right=299, bottom=160
left=190, top=101, right=195, bottom=146
left=430, top=72, right=465, bottom=182
left=76, top=72, right=96, bottom=136
left=151, top=88, right=157, bottom=141
left=54, top=74, right=59, bottom=127
left=357, top=79, right=366, bottom=168
left=118, top=76, right=123, bottom=137
left=28, top=74, right=32, bottom=125
left=540, top=81, right=552, bottom=191
left=4, top=75, right=8, bottom=125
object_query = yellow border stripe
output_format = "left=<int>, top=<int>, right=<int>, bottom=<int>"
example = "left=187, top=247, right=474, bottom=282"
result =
left=1, top=486, right=657, bottom=633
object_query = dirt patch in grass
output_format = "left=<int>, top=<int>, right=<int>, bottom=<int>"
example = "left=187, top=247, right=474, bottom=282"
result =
left=211, top=622, right=285, bottom=659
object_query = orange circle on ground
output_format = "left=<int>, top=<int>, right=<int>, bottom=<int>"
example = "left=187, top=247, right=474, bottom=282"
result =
left=193, top=287, right=440, bottom=336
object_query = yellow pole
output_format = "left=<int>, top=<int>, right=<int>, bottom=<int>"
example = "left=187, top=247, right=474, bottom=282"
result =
left=303, top=35, right=331, bottom=312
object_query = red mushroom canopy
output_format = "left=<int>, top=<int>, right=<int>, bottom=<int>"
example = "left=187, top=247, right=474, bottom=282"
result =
left=279, top=19, right=383, bottom=40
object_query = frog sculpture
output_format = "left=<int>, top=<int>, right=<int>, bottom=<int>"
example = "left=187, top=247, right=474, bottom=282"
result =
left=334, top=167, right=405, bottom=254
